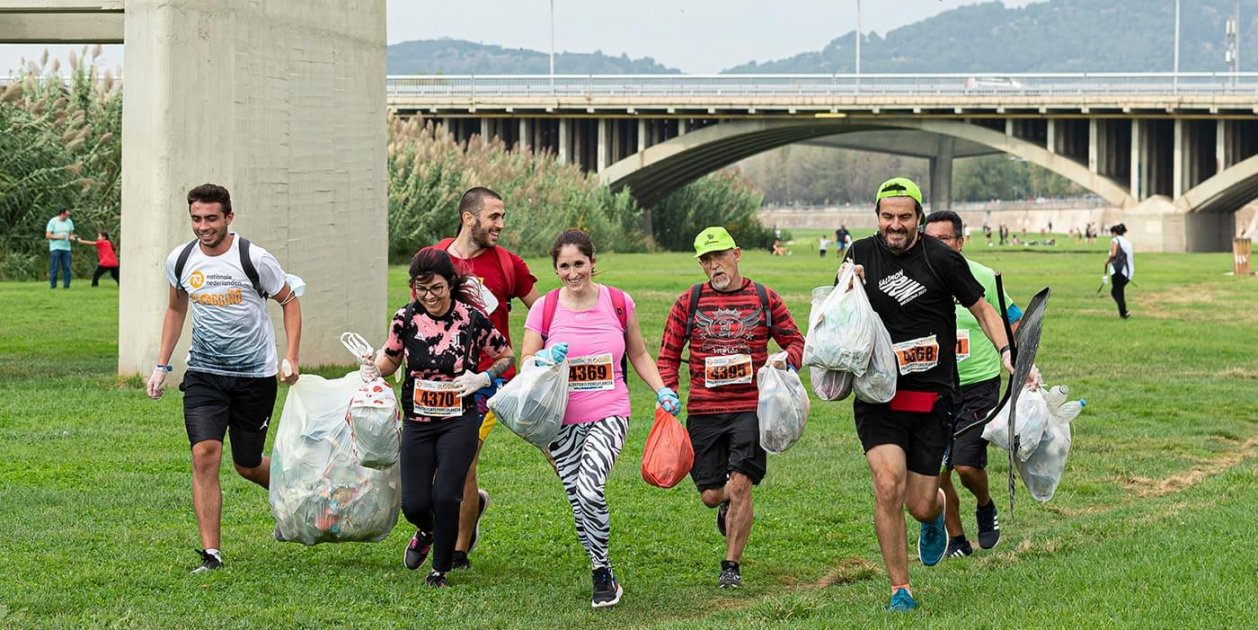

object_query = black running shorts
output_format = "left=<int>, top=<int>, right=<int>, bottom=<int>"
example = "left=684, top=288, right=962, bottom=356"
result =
left=180, top=370, right=278, bottom=468
left=687, top=411, right=766, bottom=491
left=945, top=377, right=1001, bottom=470
left=854, top=392, right=954, bottom=476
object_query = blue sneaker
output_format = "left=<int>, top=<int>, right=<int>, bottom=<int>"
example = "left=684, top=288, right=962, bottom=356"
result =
left=918, top=488, right=947, bottom=567
left=889, top=587, right=919, bottom=612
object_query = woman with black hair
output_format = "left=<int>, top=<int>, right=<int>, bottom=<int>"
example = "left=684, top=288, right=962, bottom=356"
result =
left=368, top=247, right=514, bottom=587
left=1105, top=224, right=1134, bottom=319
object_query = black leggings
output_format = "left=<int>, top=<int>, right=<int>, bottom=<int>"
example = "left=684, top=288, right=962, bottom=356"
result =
left=1111, top=272, right=1129, bottom=317
left=92, top=265, right=119, bottom=286
left=400, top=413, right=479, bottom=573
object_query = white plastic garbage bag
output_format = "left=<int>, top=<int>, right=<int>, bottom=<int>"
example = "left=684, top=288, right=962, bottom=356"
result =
left=809, top=366, right=853, bottom=401
left=270, top=373, right=401, bottom=545
left=854, top=315, right=897, bottom=404
left=803, top=263, right=876, bottom=373
left=1017, top=392, right=1083, bottom=502
left=983, top=387, right=1051, bottom=461
left=487, top=359, right=569, bottom=449
left=347, top=379, right=400, bottom=470
left=757, top=352, right=810, bottom=454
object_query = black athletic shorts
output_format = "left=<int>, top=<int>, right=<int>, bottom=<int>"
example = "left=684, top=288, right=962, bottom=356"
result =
left=180, top=370, right=278, bottom=468
left=854, top=392, right=954, bottom=476
left=687, top=411, right=766, bottom=491
left=945, top=377, right=1001, bottom=470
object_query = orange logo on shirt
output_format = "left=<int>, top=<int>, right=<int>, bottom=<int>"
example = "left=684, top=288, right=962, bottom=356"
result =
left=188, top=270, right=205, bottom=290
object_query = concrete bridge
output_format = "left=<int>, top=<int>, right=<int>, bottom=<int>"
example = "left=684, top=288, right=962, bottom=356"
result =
left=387, top=73, right=1258, bottom=252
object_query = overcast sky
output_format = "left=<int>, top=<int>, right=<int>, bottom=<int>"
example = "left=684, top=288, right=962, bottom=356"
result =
left=1, top=0, right=1040, bottom=75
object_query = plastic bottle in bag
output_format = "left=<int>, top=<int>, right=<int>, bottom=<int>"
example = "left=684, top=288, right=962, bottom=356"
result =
left=809, top=366, right=853, bottom=401
left=757, top=352, right=810, bottom=454
left=854, top=315, right=897, bottom=404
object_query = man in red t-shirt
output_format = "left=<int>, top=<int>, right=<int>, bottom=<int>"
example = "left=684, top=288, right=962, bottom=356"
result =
left=656, top=226, right=805, bottom=590
left=77, top=231, right=120, bottom=286
left=434, top=187, right=538, bottom=570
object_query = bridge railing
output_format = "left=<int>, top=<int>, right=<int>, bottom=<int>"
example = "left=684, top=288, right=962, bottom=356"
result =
left=386, top=72, right=1258, bottom=98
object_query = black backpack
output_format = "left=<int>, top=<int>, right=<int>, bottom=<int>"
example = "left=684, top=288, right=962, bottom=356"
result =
left=173, top=237, right=267, bottom=298
left=1111, top=241, right=1129, bottom=277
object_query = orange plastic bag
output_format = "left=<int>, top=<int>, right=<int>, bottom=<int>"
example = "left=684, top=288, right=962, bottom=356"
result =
left=641, top=408, right=694, bottom=489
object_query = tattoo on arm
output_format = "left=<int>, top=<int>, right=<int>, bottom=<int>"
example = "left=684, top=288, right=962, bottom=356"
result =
left=488, top=355, right=513, bottom=377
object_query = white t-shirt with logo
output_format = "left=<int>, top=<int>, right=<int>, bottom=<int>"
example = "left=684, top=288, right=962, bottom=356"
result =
left=164, top=234, right=287, bottom=377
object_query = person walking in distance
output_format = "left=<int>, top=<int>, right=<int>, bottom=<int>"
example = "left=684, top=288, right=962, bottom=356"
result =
left=1105, top=224, right=1134, bottom=319
left=45, top=207, right=76, bottom=289
left=842, top=178, right=1014, bottom=612
left=923, top=211, right=1022, bottom=559
left=147, top=184, right=303, bottom=573
left=77, top=231, right=120, bottom=286
left=519, top=228, right=681, bottom=608
left=365, top=247, right=514, bottom=588
left=657, top=226, right=805, bottom=590
left=433, top=187, right=539, bottom=570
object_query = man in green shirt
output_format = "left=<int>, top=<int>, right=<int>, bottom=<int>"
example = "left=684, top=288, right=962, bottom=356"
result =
left=923, top=211, right=1022, bottom=558
left=45, top=208, right=76, bottom=289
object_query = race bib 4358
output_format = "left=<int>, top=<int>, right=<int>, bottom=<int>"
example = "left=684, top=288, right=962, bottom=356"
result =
left=893, top=335, right=939, bottom=375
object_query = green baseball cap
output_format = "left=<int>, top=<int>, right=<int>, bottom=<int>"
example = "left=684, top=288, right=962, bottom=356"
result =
left=693, top=226, right=738, bottom=258
left=875, top=177, right=923, bottom=206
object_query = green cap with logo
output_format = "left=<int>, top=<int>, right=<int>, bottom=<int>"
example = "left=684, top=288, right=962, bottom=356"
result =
left=874, top=177, right=923, bottom=206
left=693, top=226, right=738, bottom=258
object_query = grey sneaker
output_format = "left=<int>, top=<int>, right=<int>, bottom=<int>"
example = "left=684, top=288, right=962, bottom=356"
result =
left=717, top=561, right=742, bottom=589
left=592, top=566, right=623, bottom=608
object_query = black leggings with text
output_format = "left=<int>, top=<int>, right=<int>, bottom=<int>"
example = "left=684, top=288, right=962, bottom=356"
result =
left=400, top=412, right=479, bottom=573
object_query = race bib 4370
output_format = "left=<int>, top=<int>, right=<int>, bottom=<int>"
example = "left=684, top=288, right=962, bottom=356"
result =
left=413, top=379, right=462, bottom=418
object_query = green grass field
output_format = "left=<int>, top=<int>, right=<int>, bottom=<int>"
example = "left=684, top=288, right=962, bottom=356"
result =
left=2, top=244, right=1256, bottom=629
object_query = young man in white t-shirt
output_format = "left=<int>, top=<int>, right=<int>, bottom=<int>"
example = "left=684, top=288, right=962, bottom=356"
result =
left=146, top=183, right=303, bottom=573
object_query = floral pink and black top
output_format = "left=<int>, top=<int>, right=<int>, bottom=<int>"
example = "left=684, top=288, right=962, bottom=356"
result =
left=383, top=300, right=509, bottom=422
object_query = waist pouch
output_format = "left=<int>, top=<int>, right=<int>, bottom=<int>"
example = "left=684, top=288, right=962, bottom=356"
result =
left=888, top=390, right=939, bottom=414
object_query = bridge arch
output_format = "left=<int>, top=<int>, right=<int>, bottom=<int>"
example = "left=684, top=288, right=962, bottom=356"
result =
left=600, top=118, right=1134, bottom=209
left=1176, top=153, right=1258, bottom=214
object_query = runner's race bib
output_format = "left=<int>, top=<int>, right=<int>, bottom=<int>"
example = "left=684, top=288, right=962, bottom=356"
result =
left=568, top=353, right=615, bottom=392
left=893, top=335, right=940, bottom=375
left=704, top=354, right=754, bottom=388
left=955, top=329, right=971, bottom=363
left=413, top=379, right=462, bottom=418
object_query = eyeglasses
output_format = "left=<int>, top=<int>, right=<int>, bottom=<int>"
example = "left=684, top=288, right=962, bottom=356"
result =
left=413, top=283, right=448, bottom=297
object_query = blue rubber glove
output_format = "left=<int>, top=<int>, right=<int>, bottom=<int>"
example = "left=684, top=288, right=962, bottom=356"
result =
left=656, top=386, right=681, bottom=415
left=533, top=342, right=569, bottom=367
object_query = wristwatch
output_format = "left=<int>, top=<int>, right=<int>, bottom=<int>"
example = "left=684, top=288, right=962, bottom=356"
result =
left=156, top=364, right=173, bottom=372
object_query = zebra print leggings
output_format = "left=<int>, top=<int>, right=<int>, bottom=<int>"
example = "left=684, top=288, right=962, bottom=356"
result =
left=548, top=416, right=629, bottom=569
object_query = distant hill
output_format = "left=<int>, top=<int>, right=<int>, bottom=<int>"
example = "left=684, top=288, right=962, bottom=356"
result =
left=724, top=0, right=1258, bottom=73
left=387, top=38, right=680, bottom=75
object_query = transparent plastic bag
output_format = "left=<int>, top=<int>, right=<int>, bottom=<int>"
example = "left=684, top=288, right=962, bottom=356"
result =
left=269, top=373, right=401, bottom=545
left=1017, top=397, right=1080, bottom=502
left=347, top=379, right=400, bottom=470
left=487, top=359, right=569, bottom=449
left=983, top=387, right=1051, bottom=461
left=803, top=263, right=876, bottom=373
left=854, top=315, right=897, bottom=404
left=757, top=352, right=810, bottom=454
left=809, top=366, right=853, bottom=401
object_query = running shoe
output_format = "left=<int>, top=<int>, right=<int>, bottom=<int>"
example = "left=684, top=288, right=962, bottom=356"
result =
left=404, top=530, right=433, bottom=570
left=918, top=489, right=947, bottom=567
left=468, top=489, right=490, bottom=553
left=426, top=570, right=449, bottom=588
left=451, top=551, right=471, bottom=571
left=888, top=587, right=919, bottom=612
left=716, top=500, right=729, bottom=538
left=192, top=549, right=222, bottom=574
left=717, top=561, right=742, bottom=589
left=591, top=566, right=623, bottom=608
left=946, top=537, right=973, bottom=559
left=976, top=501, right=1001, bottom=549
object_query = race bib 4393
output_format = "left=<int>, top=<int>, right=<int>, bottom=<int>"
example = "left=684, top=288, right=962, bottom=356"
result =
left=893, top=335, right=940, bottom=375
left=704, top=354, right=753, bottom=388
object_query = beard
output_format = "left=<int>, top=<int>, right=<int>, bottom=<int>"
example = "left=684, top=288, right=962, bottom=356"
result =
left=469, top=221, right=497, bottom=249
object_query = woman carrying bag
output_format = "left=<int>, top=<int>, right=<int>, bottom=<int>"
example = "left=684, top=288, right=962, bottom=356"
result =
left=367, top=248, right=514, bottom=588
left=520, top=228, right=680, bottom=609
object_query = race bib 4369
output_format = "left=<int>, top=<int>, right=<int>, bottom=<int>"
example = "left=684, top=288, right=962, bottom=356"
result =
left=568, top=353, right=615, bottom=392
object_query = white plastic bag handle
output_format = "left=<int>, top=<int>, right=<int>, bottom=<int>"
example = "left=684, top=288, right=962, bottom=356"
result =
left=340, top=332, right=374, bottom=366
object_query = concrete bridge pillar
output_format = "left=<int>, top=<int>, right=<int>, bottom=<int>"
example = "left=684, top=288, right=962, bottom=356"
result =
left=118, top=0, right=387, bottom=377
left=597, top=119, right=609, bottom=173
left=638, top=119, right=647, bottom=153
left=929, top=136, right=955, bottom=213
left=558, top=118, right=569, bottom=164
left=1130, top=119, right=1143, bottom=200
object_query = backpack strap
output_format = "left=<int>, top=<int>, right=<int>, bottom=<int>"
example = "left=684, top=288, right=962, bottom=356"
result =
left=682, top=283, right=705, bottom=340
left=172, top=239, right=197, bottom=295
left=237, top=237, right=267, bottom=298
left=539, top=288, right=562, bottom=341
left=753, top=281, right=773, bottom=331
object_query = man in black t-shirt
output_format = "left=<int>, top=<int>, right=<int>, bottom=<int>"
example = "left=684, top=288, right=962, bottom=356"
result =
left=841, top=177, right=1014, bottom=612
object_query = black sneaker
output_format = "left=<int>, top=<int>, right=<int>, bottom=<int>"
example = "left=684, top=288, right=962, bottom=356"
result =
left=192, top=549, right=222, bottom=574
left=404, top=530, right=433, bottom=570
left=468, top=489, right=489, bottom=553
left=716, top=500, right=729, bottom=538
left=717, top=561, right=741, bottom=589
left=426, top=570, right=449, bottom=588
left=451, top=551, right=471, bottom=571
left=946, top=537, right=974, bottom=559
left=591, top=566, right=623, bottom=608
left=976, top=501, right=1001, bottom=549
